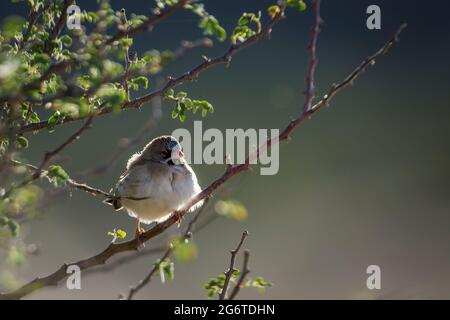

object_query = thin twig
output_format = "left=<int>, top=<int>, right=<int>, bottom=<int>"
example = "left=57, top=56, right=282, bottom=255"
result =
left=303, top=0, right=321, bottom=112
left=1, top=117, right=93, bottom=199
left=219, top=230, right=249, bottom=300
left=0, top=23, right=406, bottom=301
left=228, top=249, right=251, bottom=300
left=124, top=197, right=210, bottom=300
left=105, top=0, right=189, bottom=45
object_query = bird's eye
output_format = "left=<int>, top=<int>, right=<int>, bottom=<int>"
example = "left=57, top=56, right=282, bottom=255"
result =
left=161, top=150, right=170, bottom=158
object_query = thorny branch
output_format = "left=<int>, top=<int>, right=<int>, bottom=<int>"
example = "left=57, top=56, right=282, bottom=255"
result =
left=0, top=8, right=406, bottom=299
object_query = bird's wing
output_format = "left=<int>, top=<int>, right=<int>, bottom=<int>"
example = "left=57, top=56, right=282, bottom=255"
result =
left=114, top=165, right=153, bottom=199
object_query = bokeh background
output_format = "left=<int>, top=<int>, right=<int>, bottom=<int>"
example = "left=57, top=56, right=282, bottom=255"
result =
left=1, top=0, right=450, bottom=299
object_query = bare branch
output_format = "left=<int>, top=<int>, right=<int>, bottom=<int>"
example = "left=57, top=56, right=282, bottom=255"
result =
left=123, top=197, right=210, bottom=300
left=0, top=23, right=406, bottom=301
left=228, top=249, right=251, bottom=300
left=1, top=117, right=93, bottom=199
left=105, top=0, right=189, bottom=45
left=219, top=230, right=249, bottom=300
left=303, top=0, right=321, bottom=112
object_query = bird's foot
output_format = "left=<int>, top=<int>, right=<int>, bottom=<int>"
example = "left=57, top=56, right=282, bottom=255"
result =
left=135, top=227, right=146, bottom=248
left=171, top=211, right=184, bottom=227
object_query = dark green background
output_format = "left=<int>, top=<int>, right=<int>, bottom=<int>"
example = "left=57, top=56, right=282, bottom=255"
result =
left=1, top=0, right=450, bottom=299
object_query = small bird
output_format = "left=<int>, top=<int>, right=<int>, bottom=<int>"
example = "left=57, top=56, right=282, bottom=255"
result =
left=104, top=135, right=202, bottom=239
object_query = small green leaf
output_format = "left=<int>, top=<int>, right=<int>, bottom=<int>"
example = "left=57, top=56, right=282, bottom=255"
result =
left=157, top=258, right=175, bottom=283
left=165, top=88, right=174, bottom=97
left=176, top=91, right=188, bottom=98
left=130, top=76, right=148, bottom=90
left=60, top=34, right=72, bottom=47
left=214, top=200, right=248, bottom=221
left=116, top=229, right=127, bottom=239
left=15, top=136, right=29, bottom=149
left=173, top=240, right=198, bottom=262
left=47, top=110, right=64, bottom=132
left=267, top=5, right=280, bottom=17
left=1, top=15, right=25, bottom=38
left=47, top=165, right=69, bottom=187
left=7, top=219, right=20, bottom=237
left=179, top=109, right=186, bottom=122
left=107, top=228, right=127, bottom=243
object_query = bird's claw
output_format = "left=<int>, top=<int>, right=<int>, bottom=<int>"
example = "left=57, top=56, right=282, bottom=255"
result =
left=172, top=211, right=183, bottom=227
left=135, top=227, right=146, bottom=248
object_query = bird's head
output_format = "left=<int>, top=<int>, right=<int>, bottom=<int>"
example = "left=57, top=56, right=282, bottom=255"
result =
left=143, top=135, right=185, bottom=165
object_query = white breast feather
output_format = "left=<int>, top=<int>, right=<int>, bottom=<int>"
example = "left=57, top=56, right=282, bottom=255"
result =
left=115, top=164, right=201, bottom=224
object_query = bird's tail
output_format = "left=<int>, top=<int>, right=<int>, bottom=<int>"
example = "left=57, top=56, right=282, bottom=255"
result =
left=103, top=197, right=123, bottom=211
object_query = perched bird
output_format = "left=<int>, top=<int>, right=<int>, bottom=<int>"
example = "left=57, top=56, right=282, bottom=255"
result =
left=104, top=135, right=202, bottom=239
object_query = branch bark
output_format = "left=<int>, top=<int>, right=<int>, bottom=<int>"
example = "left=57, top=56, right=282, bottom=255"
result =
left=228, top=249, right=251, bottom=300
left=219, top=230, right=249, bottom=300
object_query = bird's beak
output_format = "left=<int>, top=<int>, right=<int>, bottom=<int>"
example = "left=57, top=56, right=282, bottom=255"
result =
left=178, top=150, right=185, bottom=159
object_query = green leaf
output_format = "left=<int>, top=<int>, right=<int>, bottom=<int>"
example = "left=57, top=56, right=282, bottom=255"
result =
left=239, top=15, right=251, bottom=25
left=179, top=109, right=186, bottom=122
left=215, top=25, right=226, bottom=42
left=7, top=219, right=20, bottom=237
left=214, top=200, right=248, bottom=221
left=60, top=34, right=72, bottom=47
left=157, top=258, right=175, bottom=283
left=116, top=229, right=127, bottom=239
left=15, top=136, right=29, bottom=149
left=251, top=277, right=273, bottom=293
left=287, top=0, right=307, bottom=11
left=173, top=240, right=198, bottom=262
left=1, top=15, right=25, bottom=38
left=47, top=110, right=64, bottom=132
left=267, top=5, right=280, bottom=17
left=165, top=88, right=174, bottom=97
left=47, top=165, right=69, bottom=187
left=7, top=245, right=25, bottom=266
left=130, top=76, right=148, bottom=90
left=107, top=228, right=127, bottom=242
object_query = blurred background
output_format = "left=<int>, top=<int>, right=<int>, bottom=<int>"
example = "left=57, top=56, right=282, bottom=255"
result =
left=1, top=0, right=450, bottom=299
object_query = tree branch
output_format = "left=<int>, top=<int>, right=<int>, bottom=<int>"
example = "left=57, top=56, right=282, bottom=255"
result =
left=105, top=0, right=189, bottom=46
left=123, top=197, right=210, bottom=300
left=1, top=117, right=93, bottom=200
left=228, top=249, right=251, bottom=300
left=48, top=0, right=74, bottom=43
left=4, top=0, right=190, bottom=106
left=18, top=7, right=287, bottom=134
left=219, top=230, right=249, bottom=300
left=0, top=23, right=406, bottom=301
left=303, top=0, right=321, bottom=112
